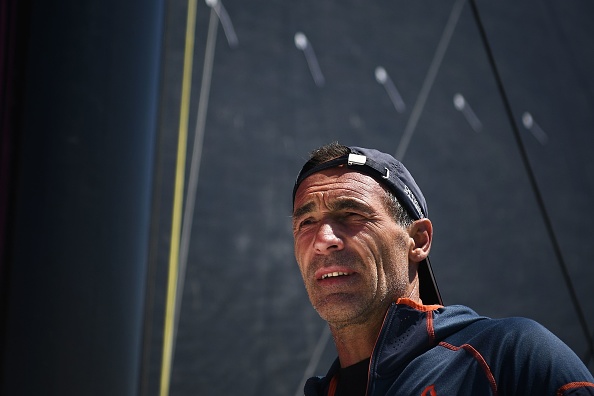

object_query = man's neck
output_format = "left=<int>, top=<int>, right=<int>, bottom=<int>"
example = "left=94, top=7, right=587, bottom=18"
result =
left=329, top=313, right=386, bottom=368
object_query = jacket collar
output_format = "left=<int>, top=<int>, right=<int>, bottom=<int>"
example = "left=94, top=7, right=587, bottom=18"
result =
left=305, top=299, right=442, bottom=394
left=304, top=300, right=483, bottom=395
left=371, top=299, right=443, bottom=377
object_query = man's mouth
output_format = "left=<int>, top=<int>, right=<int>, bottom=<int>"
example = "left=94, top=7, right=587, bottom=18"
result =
left=321, top=271, right=351, bottom=280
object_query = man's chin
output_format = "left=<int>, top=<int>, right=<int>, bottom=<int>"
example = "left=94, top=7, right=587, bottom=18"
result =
left=313, top=294, right=370, bottom=325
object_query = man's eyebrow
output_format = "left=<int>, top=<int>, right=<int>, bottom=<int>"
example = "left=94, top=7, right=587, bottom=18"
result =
left=293, top=201, right=315, bottom=220
left=330, top=198, right=373, bottom=214
left=293, top=198, right=372, bottom=220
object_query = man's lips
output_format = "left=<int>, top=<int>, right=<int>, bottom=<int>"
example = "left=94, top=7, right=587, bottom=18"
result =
left=315, top=267, right=356, bottom=281
left=321, top=271, right=351, bottom=280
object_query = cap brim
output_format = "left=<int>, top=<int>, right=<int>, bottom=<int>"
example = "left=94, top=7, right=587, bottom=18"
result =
left=418, top=257, right=442, bottom=305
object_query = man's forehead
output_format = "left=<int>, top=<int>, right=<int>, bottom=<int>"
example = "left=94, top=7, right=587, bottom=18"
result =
left=292, top=169, right=386, bottom=213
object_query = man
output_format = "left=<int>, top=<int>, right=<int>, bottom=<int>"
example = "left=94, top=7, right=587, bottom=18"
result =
left=292, top=142, right=594, bottom=395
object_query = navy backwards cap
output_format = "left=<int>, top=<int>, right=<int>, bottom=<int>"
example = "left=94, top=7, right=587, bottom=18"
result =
left=292, top=146, right=442, bottom=305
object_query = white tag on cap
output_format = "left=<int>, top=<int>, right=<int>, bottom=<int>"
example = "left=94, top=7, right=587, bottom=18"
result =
left=347, top=153, right=366, bottom=166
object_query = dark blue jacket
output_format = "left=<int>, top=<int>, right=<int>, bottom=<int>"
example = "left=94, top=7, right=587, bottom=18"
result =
left=304, top=299, right=594, bottom=395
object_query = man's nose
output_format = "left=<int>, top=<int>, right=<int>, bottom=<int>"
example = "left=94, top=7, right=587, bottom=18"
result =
left=313, top=222, right=344, bottom=254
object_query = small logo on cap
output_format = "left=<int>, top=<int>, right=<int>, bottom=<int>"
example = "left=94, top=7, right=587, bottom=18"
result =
left=404, top=185, right=424, bottom=218
left=347, top=153, right=367, bottom=166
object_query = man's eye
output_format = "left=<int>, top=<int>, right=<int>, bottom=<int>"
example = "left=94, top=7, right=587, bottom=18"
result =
left=300, top=218, right=315, bottom=226
left=295, top=218, right=315, bottom=230
left=344, top=212, right=365, bottom=220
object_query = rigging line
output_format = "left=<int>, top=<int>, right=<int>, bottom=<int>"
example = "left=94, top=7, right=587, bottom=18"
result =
left=395, top=0, right=466, bottom=161
left=468, top=0, right=594, bottom=363
left=583, top=334, right=594, bottom=366
left=159, top=0, right=198, bottom=395
left=294, top=325, right=332, bottom=396
left=173, top=6, right=219, bottom=358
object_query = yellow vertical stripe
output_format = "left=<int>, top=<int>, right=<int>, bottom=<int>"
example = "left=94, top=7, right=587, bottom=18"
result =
left=159, top=0, right=198, bottom=395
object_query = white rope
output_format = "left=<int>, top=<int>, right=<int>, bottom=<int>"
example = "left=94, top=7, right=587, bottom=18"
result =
left=396, top=0, right=466, bottom=161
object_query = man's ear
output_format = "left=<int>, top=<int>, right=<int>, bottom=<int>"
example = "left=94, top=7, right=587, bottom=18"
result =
left=408, top=218, right=432, bottom=263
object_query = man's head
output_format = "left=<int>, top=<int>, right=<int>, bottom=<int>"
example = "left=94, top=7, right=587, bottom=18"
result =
left=291, top=143, right=441, bottom=326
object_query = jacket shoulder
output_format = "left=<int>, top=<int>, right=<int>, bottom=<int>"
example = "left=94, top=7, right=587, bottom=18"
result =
left=440, top=315, right=594, bottom=395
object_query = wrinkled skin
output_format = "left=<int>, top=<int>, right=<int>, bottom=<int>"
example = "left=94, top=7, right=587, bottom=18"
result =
left=292, top=167, right=416, bottom=329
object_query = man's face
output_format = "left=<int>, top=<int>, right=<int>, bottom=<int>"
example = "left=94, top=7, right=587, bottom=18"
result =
left=292, top=167, right=413, bottom=327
